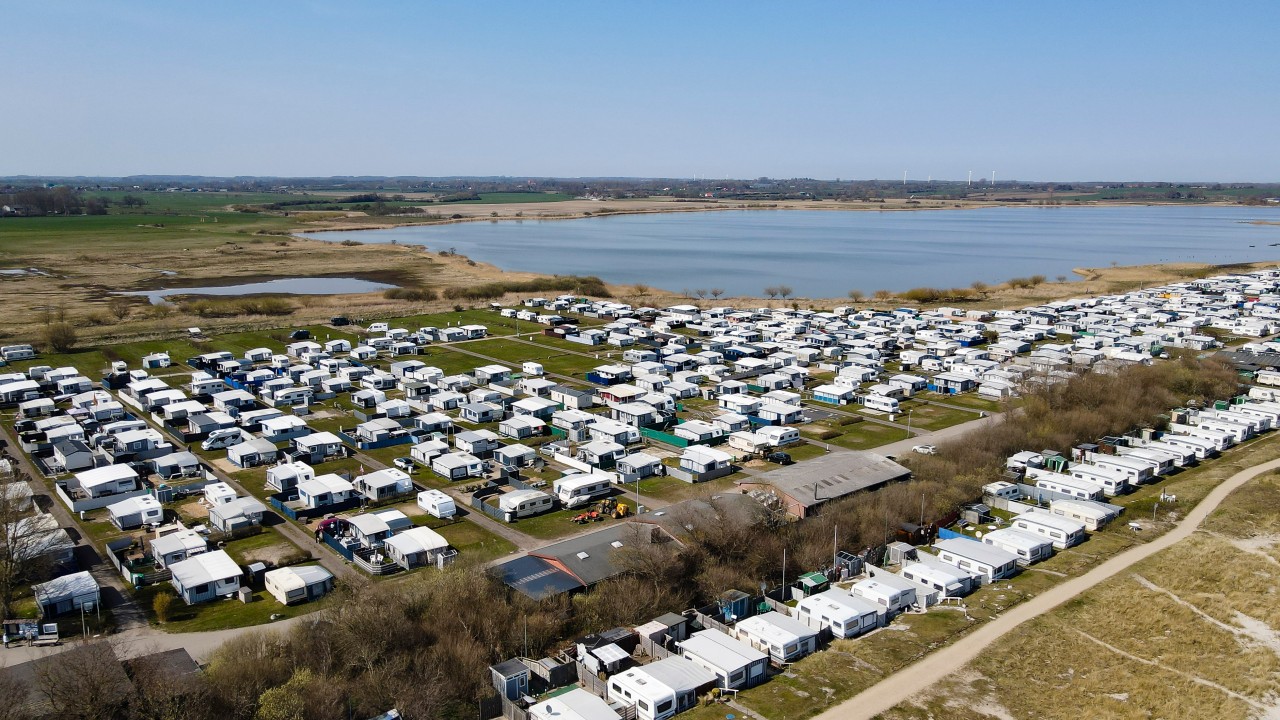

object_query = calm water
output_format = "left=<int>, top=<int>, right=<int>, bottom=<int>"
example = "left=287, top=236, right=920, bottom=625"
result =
left=122, top=277, right=397, bottom=304
left=312, top=206, right=1280, bottom=298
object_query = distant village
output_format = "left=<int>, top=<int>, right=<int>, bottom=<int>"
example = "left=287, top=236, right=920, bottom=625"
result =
left=3, top=267, right=1280, bottom=719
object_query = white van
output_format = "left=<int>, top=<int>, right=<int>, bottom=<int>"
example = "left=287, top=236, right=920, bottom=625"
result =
left=368, top=322, right=389, bottom=333
left=201, top=428, right=247, bottom=451
left=499, top=489, right=554, bottom=521
left=554, top=474, right=613, bottom=509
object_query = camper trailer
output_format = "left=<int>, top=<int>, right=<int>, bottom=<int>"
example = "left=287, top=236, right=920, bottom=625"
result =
left=498, top=489, right=555, bottom=521
left=553, top=474, right=613, bottom=509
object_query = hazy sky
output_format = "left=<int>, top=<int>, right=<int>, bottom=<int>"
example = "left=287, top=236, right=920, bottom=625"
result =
left=5, top=1, right=1277, bottom=181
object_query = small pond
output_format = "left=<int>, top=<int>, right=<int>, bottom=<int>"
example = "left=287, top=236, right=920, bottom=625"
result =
left=120, top=277, right=398, bottom=304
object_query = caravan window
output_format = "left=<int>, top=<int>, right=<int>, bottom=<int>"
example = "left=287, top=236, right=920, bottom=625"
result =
left=730, top=670, right=745, bottom=683
left=638, top=700, right=650, bottom=712
left=656, top=701, right=672, bottom=713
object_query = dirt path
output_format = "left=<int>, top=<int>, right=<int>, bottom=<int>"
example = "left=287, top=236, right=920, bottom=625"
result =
left=812, top=456, right=1280, bottom=720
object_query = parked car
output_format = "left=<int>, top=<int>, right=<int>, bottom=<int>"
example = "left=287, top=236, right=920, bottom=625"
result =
left=912, top=444, right=937, bottom=455
left=766, top=451, right=794, bottom=465
left=330, top=316, right=350, bottom=326
left=288, top=329, right=311, bottom=340
left=393, top=457, right=416, bottom=473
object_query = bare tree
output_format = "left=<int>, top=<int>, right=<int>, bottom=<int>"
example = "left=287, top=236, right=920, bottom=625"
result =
left=633, top=284, right=649, bottom=298
left=34, top=641, right=134, bottom=720
left=777, top=285, right=793, bottom=300
left=848, top=289, right=865, bottom=302
left=108, top=297, right=133, bottom=321
left=694, top=289, right=708, bottom=300
left=710, top=288, right=724, bottom=299
left=0, top=473, right=64, bottom=618
left=764, top=286, right=780, bottom=299
left=1056, top=275, right=1068, bottom=283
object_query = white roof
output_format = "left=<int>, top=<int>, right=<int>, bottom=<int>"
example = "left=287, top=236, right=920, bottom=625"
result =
left=77, top=464, right=138, bottom=490
left=434, top=452, right=481, bottom=469
left=170, top=549, right=241, bottom=587
left=736, top=611, right=816, bottom=644
left=151, top=529, right=207, bottom=557
left=678, top=629, right=767, bottom=670
left=1015, top=511, right=1086, bottom=534
left=982, top=528, right=1052, bottom=551
left=298, top=474, right=354, bottom=495
left=797, top=588, right=882, bottom=620
left=934, top=538, right=1020, bottom=567
left=107, top=494, right=161, bottom=516
left=295, top=431, right=343, bottom=448
left=356, top=467, right=410, bottom=488
left=384, top=526, right=449, bottom=555
left=529, top=688, right=621, bottom=720
left=265, top=564, right=333, bottom=593
left=32, top=570, right=99, bottom=605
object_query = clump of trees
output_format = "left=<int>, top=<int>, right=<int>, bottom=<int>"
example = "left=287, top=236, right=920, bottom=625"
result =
left=181, top=298, right=295, bottom=318
left=383, top=287, right=437, bottom=302
left=442, top=276, right=610, bottom=301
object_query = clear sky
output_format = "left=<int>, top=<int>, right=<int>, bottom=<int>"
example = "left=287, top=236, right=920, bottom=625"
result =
left=4, top=1, right=1277, bottom=181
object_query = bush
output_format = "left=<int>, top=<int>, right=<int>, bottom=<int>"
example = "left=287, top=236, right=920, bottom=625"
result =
left=182, top=298, right=294, bottom=318
left=153, top=591, right=175, bottom=623
left=383, top=287, right=437, bottom=302
left=42, top=322, right=77, bottom=352
left=901, top=287, right=945, bottom=303
left=441, top=275, right=611, bottom=301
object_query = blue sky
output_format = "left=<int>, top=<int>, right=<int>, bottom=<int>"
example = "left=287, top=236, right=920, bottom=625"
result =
left=4, top=1, right=1277, bottom=180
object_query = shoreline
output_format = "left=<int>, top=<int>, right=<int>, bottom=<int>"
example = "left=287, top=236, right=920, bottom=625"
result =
left=291, top=198, right=1263, bottom=235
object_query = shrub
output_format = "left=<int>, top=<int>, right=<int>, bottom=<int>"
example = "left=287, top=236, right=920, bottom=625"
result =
left=441, top=275, right=611, bottom=301
left=153, top=591, right=175, bottom=623
left=383, top=287, right=437, bottom=302
left=42, top=322, right=77, bottom=352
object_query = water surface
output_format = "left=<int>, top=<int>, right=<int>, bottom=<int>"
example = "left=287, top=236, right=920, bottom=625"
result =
left=312, top=207, right=1280, bottom=298
left=122, top=277, right=397, bottom=304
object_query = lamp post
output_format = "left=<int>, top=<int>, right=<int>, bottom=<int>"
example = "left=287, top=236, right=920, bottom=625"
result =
left=906, top=410, right=914, bottom=439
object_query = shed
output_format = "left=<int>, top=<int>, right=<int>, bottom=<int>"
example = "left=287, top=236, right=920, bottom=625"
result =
left=31, top=571, right=100, bottom=619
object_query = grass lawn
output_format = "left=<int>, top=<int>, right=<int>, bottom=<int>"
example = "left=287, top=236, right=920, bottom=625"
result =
left=827, top=422, right=906, bottom=451
left=899, top=402, right=979, bottom=431
left=135, top=583, right=331, bottom=633
left=927, top=392, right=1005, bottom=412
left=435, top=518, right=518, bottom=563
left=504, top=505, right=605, bottom=540
left=786, top=442, right=831, bottom=462
left=222, top=529, right=304, bottom=566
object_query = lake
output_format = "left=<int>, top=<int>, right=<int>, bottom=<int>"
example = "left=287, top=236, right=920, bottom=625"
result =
left=311, top=206, right=1280, bottom=298
left=122, top=277, right=398, bottom=304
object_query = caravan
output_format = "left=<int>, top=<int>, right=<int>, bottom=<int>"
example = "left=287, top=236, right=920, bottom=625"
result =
left=554, top=473, right=613, bottom=509
left=498, top=489, right=554, bottom=520
left=862, top=394, right=900, bottom=413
